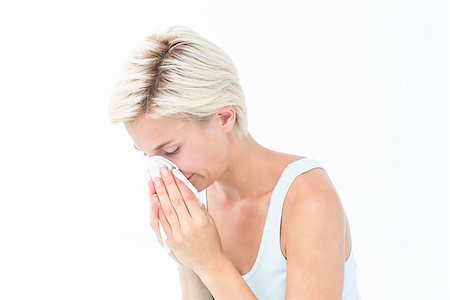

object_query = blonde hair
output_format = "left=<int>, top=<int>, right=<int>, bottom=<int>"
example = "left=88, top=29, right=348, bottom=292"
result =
left=108, top=25, right=249, bottom=141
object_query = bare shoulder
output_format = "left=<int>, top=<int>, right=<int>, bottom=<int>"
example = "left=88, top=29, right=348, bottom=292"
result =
left=283, top=161, right=341, bottom=217
left=290, top=164, right=336, bottom=193
left=279, top=157, right=346, bottom=258
left=282, top=175, right=347, bottom=300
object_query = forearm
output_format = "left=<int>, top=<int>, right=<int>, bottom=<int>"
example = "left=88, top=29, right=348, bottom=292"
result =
left=178, top=265, right=214, bottom=300
left=198, top=257, right=258, bottom=300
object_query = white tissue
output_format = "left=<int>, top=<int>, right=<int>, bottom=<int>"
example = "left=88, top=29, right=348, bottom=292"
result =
left=148, top=155, right=201, bottom=204
left=147, top=155, right=202, bottom=254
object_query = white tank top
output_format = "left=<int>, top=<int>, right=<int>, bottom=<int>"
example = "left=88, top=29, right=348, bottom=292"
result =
left=199, top=157, right=361, bottom=299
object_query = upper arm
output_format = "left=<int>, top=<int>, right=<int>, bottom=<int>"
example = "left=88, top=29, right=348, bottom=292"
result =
left=283, top=168, right=346, bottom=300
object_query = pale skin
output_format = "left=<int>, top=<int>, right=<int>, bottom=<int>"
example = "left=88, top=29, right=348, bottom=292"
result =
left=125, top=105, right=352, bottom=299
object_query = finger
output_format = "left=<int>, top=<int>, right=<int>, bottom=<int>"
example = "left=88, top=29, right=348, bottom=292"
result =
left=157, top=199, right=173, bottom=244
left=154, top=176, right=181, bottom=235
left=149, top=199, right=163, bottom=247
left=148, top=179, right=160, bottom=210
left=172, top=172, right=203, bottom=220
left=148, top=179, right=156, bottom=197
left=160, top=168, right=191, bottom=227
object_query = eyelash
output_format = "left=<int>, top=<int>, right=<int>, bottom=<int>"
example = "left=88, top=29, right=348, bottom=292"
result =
left=164, top=147, right=180, bottom=157
left=143, top=146, right=180, bottom=157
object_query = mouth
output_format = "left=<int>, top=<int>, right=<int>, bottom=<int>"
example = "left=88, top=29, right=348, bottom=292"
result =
left=187, top=174, right=194, bottom=181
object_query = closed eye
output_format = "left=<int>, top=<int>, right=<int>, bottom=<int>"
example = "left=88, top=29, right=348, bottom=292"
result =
left=163, top=146, right=180, bottom=157
left=142, top=146, right=180, bottom=157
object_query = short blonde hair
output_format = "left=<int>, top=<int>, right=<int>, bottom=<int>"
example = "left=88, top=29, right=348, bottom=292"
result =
left=108, top=25, right=249, bottom=141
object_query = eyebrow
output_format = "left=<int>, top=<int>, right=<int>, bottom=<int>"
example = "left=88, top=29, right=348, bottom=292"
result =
left=133, top=140, right=174, bottom=152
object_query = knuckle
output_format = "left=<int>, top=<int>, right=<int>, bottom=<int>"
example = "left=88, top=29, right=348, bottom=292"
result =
left=197, top=216, right=209, bottom=227
left=171, top=234, right=183, bottom=248
left=181, top=225, right=193, bottom=236
left=171, top=196, right=183, bottom=207
left=155, top=186, right=165, bottom=195
left=184, top=194, right=197, bottom=203
left=164, top=207, right=175, bottom=217
left=163, top=174, right=174, bottom=184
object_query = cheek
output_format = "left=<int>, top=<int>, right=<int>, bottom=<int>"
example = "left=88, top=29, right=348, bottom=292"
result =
left=178, top=148, right=207, bottom=173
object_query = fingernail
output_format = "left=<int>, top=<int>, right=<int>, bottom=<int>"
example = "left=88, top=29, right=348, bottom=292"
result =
left=161, top=168, right=169, bottom=177
left=154, top=178, right=161, bottom=187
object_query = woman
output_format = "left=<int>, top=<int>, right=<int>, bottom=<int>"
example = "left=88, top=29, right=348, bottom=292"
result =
left=108, top=25, right=361, bottom=299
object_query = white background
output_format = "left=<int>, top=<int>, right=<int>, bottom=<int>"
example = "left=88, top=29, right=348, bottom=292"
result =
left=0, top=0, right=448, bottom=299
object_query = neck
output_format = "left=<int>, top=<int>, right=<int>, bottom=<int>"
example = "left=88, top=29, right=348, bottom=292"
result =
left=210, top=133, right=279, bottom=205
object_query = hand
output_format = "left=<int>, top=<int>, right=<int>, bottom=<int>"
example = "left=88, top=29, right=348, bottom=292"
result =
left=148, top=178, right=183, bottom=266
left=151, top=167, right=227, bottom=277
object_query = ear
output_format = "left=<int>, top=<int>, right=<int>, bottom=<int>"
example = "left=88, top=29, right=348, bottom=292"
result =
left=216, top=105, right=236, bottom=134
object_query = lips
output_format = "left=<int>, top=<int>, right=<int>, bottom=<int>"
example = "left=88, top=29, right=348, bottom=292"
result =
left=187, top=174, right=193, bottom=181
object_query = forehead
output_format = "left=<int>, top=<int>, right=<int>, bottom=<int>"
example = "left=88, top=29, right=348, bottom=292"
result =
left=124, top=115, right=197, bottom=150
